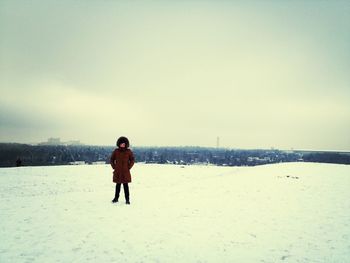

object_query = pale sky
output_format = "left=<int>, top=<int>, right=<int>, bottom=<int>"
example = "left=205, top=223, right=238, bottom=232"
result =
left=1, top=0, right=349, bottom=150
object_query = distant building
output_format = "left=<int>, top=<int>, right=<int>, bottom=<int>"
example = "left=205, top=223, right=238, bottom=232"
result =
left=39, top=137, right=62, bottom=145
left=69, top=161, right=86, bottom=165
left=48, top=138, right=61, bottom=144
left=38, top=138, right=82, bottom=146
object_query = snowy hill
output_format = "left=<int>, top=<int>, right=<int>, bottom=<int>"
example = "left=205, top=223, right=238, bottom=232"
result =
left=0, top=163, right=349, bottom=262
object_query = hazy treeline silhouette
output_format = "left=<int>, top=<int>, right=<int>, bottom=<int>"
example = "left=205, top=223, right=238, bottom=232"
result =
left=0, top=143, right=349, bottom=168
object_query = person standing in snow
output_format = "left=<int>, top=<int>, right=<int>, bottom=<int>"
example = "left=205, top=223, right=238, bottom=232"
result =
left=16, top=157, right=22, bottom=167
left=110, top=136, right=135, bottom=205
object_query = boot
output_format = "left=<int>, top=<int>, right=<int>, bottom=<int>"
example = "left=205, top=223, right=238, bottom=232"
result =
left=112, top=183, right=121, bottom=203
left=123, top=183, right=130, bottom=205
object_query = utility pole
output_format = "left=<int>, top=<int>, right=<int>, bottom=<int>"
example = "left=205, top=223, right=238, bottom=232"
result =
left=216, top=136, right=220, bottom=148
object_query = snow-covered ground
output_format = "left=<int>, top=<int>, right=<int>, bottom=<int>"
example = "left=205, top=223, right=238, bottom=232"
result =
left=0, top=162, right=349, bottom=263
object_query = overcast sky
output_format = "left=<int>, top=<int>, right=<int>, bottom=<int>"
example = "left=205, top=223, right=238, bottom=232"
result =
left=1, top=0, right=349, bottom=150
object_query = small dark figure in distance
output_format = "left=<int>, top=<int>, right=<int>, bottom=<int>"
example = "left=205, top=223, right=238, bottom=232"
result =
left=16, top=157, right=22, bottom=167
left=110, top=136, right=135, bottom=205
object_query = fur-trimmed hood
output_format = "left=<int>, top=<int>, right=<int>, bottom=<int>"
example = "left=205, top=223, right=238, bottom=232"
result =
left=116, top=136, right=130, bottom=148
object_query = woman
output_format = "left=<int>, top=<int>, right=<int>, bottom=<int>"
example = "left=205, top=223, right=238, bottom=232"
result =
left=110, top=136, right=135, bottom=204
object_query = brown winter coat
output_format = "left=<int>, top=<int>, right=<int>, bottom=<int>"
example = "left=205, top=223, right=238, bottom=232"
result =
left=110, top=148, right=135, bottom=183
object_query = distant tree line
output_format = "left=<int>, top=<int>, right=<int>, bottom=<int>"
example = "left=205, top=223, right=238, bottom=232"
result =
left=0, top=143, right=349, bottom=168
left=0, top=144, right=113, bottom=167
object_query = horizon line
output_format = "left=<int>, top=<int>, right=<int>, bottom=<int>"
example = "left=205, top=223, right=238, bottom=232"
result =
left=1, top=141, right=349, bottom=153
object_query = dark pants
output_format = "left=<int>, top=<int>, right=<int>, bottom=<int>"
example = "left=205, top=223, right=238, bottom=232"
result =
left=115, top=183, right=130, bottom=201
